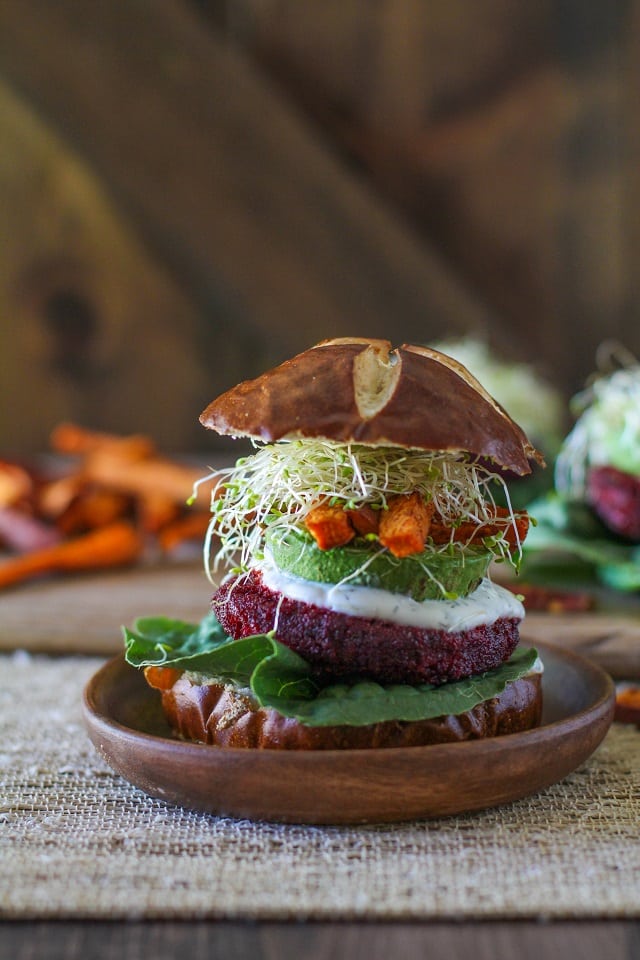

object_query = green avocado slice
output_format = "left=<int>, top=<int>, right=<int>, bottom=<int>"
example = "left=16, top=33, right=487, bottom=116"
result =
left=265, top=528, right=492, bottom=601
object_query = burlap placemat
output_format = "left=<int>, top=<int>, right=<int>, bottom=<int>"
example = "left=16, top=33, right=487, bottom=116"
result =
left=1, top=653, right=639, bottom=921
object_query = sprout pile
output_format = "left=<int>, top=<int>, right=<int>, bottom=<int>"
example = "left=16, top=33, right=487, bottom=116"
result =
left=195, top=439, right=522, bottom=580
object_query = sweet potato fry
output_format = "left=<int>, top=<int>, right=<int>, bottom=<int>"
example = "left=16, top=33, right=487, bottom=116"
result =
left=158, top=513, right=213, bottom=553
left=347, top=504, right=380, bottom=537
left=50, top=422, right=156, bottom=460
left=38, top=474, right=85, bottom=519
left=379, top=493, right=434, bottom=558
left=0, top=461, right=33, bottom=508
left=56, top=489, right=131, bottom=535
left=82, top=449, right=210, bottom=509
left=305, top=502, right=355, bottom=550
left=0, top=520, right=144, bottom=590
left=430, top=507, right=530, bottom=550
left=137, top=493, right=181, bottom=534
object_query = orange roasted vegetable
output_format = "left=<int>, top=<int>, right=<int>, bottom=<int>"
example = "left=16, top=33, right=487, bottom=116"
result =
left=144, top=666, right=184, bottom=691
left=0, top=520, right=143, bottom=590
left=430, top=506, right=530, bottom=550
left=305, top=502, right=355, bottom=550
left=378, top=493, right=434, bottom=558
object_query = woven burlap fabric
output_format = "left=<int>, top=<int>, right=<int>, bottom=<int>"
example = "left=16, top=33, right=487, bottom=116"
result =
left=1, top=653, right=639, bottom=921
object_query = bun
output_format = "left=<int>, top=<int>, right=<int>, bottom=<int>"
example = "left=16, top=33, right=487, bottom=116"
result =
left=200, top=338, right=544, bottom=475
left=149, top=669, right=543, bottom=750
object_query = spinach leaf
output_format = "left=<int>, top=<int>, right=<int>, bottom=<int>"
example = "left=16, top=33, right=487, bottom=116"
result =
left=523, top=492, right=640, bottom=591
left=251, top=643, right=538, bottom=726
left=123, top=613, right=538, bottom=728
left=123, top=612, right=273, bottom=683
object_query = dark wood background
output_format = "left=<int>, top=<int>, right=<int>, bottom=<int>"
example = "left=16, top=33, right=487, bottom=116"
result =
left=0, top=0, right=638, bottom=454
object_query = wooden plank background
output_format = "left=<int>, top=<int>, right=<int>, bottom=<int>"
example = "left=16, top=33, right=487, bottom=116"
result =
left=0, top=0, right=638, bottom=453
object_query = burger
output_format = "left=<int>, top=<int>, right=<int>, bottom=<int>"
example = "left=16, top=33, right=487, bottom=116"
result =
left=124, top=338, right=545, bottom=749
left=523, top=349, right=640, bottom=591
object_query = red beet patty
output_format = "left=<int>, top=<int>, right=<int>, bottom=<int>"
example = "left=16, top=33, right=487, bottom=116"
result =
left=587, top=465, right=640, bottom=541
left=213, top=570, right=521, bottom=686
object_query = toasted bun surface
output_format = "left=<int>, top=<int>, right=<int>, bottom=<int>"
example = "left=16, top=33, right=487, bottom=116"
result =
left=147, top=669, right=542, bottom=749
left=200, top=338, right=544, bottom=475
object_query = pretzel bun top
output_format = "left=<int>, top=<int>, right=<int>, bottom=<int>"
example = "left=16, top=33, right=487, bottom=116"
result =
left=200, top=338, right=544, bottom=475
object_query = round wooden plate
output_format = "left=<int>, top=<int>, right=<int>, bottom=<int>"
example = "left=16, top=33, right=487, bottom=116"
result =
left=83, top=642, right=615, bottom=825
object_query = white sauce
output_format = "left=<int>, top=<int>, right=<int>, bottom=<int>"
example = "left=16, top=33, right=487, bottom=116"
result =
left=259, top=563, right=525, bottom=633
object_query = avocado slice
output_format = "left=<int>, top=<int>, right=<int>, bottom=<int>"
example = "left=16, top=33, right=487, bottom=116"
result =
left=265, top=528, right=492, bottom=601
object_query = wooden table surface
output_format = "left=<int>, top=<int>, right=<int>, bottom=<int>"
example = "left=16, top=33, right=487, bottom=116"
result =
left=2, top=564, right=640, bottom=959
left=3, top=919, right=640, bottom=959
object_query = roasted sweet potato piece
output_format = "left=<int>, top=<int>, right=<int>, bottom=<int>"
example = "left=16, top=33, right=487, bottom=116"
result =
left=137, top=493, right=181, bottom=534
left=305, top=502, right=355, bottom=550
left=430, top=506, right=530, bottom=550
left=0, top=461, right=33, bottom=508
left=347, top=504, right=380, bottom=537
left=0, top=520, right=144, bottom=590
left=56, top=489, right=131, bottom=535
left=378, top=493, right=434, bottom=558
left=158, top=513, right=213, bottom=553
left=144, top=665, right=183, bottom=691
left=50, top=422, right=156, bottom=460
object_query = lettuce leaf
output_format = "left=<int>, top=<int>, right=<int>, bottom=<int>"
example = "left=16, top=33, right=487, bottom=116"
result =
left=123, top=612, right=276, bottom=685
left=522, top=493, right=640, bottom=591
left=123, top=614, right=538, bottom=727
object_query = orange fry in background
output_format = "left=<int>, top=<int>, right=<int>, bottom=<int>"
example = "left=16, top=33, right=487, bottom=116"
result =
left=0, top=520, right=144, bottom=590
left=0, top=423, right=222, bottom=590
left=0, top=461, right=33, bottom=508
left=82, top=448, right=209, bottom=509
left=50, top=422, right=156, bottom=460
left=158, top=513, right=212, bottom=553
left=137, top=492, right=181, bottom=534
left=55, top=488, right=131, bottom=536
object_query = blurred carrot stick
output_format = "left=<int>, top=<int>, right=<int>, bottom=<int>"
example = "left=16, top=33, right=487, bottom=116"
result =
left=82, top=450, right=212, bottom=509
left=137, top=492, right=181, bottom=534
left=157, top=513, right=212, bottom=553
left=56, top=489, right=131, bottom=535
left=38, top=475, right=85, bottom=519
left=0, top=521, right=144, bottom=590
left=0, top=461, right=33, bottom=507
left=50, top=422, right=156, bottom=460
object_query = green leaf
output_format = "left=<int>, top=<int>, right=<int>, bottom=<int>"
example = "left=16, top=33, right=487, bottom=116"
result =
left=123, top=613, right=539, bottom=727
left=123, top=612, right=273, bottom=683
left=252, top=644, right=539, bottom=727
left=598, top=558, right=640, bottom=592
left=523, top=492, right=640, bottom=592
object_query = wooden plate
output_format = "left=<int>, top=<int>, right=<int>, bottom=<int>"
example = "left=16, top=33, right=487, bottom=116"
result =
left=83, top=643, right=615, bottom=825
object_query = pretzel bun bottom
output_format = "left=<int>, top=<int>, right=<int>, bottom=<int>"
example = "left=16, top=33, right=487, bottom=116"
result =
left=146, top=669, right=543, bottom=750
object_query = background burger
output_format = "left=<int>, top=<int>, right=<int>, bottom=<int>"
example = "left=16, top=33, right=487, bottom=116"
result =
left=522, top=346, right=640, bottom=592
left=124, top=338, right=545, bottom=749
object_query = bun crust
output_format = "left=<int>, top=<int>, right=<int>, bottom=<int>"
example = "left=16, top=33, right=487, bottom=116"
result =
left=149, top=670, right=543, bottom=750
left=200, top=338, right=543, bottom=475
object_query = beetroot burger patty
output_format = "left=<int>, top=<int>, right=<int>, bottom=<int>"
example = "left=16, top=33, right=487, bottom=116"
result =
left=213, top=570, right=522, bottom=686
